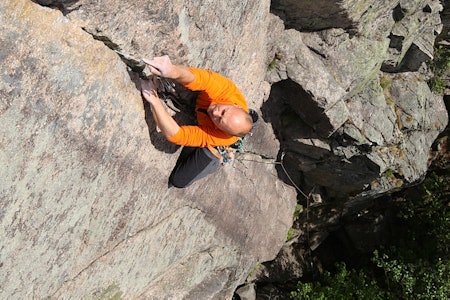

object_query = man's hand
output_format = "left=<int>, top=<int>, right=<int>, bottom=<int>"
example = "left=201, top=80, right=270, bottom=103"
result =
left=140, top=77, right=159, bottom=105
left=142, top=55, right=177, bottom=78
left=142, top=55, right=195, bottom=84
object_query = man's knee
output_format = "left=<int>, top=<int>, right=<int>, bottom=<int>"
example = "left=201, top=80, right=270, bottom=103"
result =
left=168, top=173, right=191, bottom=189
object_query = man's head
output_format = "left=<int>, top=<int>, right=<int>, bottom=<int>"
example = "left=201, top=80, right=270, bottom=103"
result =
left=207, top=104, right=253, bottom=137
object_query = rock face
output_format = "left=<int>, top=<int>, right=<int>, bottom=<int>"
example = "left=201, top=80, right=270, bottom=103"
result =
left=256, top=0, right=449, bottom=296
left=1, top=0, right=295, bottom=298
left=1, top=0, right=448, bottom=299
left=266, top=0, right=447, bottom=201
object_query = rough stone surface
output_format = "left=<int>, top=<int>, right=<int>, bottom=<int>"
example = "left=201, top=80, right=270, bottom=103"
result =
left=1, top=0, right=449, bottom=298
left=1, top=0, right=296, bottom=298
left=385, top=0, right=443, bottom=72
left=55, top=0, right=271, bottom=109
left=254, top=0, right=449, bottom=297
left=265, top=0, right=447, bottom=200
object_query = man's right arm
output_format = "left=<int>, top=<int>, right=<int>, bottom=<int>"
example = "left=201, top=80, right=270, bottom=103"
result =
left=142, top=56, right=194, bottom=84
left=141, top=77, right=180, bottom=139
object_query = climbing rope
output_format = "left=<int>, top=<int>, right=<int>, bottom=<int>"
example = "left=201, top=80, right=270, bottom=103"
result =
left=279, top=151, right=316, bottom=274
left=279, top=151, right=309, bottom=198
left=236, top=150, right=316, bottom=273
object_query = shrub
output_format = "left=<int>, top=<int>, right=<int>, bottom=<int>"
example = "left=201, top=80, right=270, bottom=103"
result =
left=291, top=171, right=450, bottom=299
left=291, top=263, right=387, bottom=300
left=429, top=46, right=450, bottom=94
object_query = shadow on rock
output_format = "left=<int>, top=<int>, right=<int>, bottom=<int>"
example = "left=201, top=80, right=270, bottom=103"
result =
left=128, top=71, right=197, bottom=154
left=262, top=79, right=380, bottom=200
left=261, top=79, right=322, bottom=196
left=31, top=0, right=81, bottom=15
left=270, top=0, right=355, bottom=33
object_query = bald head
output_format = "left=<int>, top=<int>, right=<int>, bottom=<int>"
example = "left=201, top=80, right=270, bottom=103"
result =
left=207, top=104, right=253, bottom=137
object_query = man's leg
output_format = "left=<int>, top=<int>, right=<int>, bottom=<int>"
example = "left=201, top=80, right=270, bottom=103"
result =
left=169, top=147, right=221, bottom=188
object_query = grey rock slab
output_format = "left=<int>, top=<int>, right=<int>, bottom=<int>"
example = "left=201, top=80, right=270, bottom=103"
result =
left=0, top=1, right=297, bottom=298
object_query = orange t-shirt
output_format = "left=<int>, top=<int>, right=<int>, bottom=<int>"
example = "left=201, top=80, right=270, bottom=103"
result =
left=167, top=67, right=249, bottom=147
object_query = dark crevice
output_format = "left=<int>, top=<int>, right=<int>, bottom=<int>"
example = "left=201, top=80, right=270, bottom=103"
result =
left=272, top=79, right=335, bottom=137
left=31, top=0, right=81, bottom=15
left=270, top=0, right=356, bottom=34
left=91, top=35, right=148, bottom=77
left=307, top=46, right=327, bottom=60
left=262, top=79, right=381, bottom=201
left=382, top=43, right=432, bottom=73
left=387, top=33, right=404, bottom=52
left=393, top=4, right=406, bottom=22
left=89, top=34, right=120, bottom=52
left=423, top=4, right=432, bottom=13
left=82, top=30, right=149, bottom=78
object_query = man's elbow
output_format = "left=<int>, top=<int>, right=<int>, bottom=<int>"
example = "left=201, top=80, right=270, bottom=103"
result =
left=166, top=130, right=181, bottom=145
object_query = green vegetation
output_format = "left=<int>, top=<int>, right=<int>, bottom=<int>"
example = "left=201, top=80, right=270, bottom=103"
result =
left=293, top=203, right=304, bottom=221
left=89, top=284, right=123, bottom=300
left=268, top=59, right=278, bottom=71
left=291, top=170, right=450, bottom=299
left=286, top=204, right=304, bottom=242
left=286, top=228, right=295, bottom=241
left=429, top=76, right=447, bottom=94
left=291, top=263, right=385, bottom=300
left=267, top=53, right=282, bottom=71
left=380, top=75, right=392, bottom=90
left=247, top=263, right=262, bottom=280
left=429, top=45, right=450, bottom=94
left=383, top=168, right=395, bottom=179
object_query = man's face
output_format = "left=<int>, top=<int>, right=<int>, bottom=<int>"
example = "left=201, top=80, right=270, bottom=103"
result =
left=207, top=104, right=244, bottom=135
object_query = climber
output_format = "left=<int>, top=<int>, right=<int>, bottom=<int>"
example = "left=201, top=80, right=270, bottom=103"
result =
left=140, top=55, right=253, bottom=188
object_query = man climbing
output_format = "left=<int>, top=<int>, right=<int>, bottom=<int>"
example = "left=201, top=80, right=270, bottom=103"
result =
left=140, top=55, right=253, bottom=188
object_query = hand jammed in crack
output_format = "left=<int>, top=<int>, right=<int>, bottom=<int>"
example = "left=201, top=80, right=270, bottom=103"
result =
left=141, top=55, right=194, bottom=84
left=142, top=55, right=176, bottom=79
left=140, top=76, right=159, bottom=105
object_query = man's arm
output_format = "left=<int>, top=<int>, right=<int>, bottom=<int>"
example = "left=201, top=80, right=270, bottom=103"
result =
left=142, top=56, right=194, bottom=84
left=141, top=78, right=180, bottom=138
